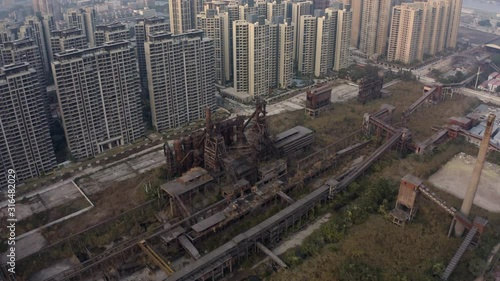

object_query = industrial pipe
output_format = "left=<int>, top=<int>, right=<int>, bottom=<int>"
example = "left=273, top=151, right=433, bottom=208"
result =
left=455, top=114, right=496, bottom=236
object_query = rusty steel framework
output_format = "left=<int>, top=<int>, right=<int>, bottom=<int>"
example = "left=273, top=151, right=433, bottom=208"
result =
left=363, top=106, right=412, bottom=152
left=357, top=76, right=384, bottom=104
left=164, top=99, right=274, bottom=178
left=19, top=132, right=374, bottom=281
left=305, top=83, right=333, bottom=117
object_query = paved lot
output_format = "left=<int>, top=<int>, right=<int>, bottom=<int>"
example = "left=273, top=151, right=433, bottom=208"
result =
left=0, top=181, right=83, bottom=221
left=429, top=152, right=500, bottom=213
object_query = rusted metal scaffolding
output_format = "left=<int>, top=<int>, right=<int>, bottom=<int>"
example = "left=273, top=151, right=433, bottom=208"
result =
left=357, top=76, right=384, bottom=104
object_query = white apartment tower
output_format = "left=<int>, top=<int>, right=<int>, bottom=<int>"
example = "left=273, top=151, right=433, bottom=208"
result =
left=428, top=0, right=451, bottom=54
left=291, top=1, right=313, bottom=62
left=233, top=16, right=293, bottom=95
left=42, top=14, right=56, bottom=62
left=64, top=8, right=96, bottom=46
left=267, top=0, right=286, bottom=21
left=334, top=4, right=352, bottom=71
left=269, top=22, right=278, bottom=88
left=197, top=10, right=231, bottom=84
left=52, top=41, right=144, bottom=160
left=95, top=22, right=130, bottom=46
left=233, top=20, right=250, bottom=94
left=447, top=0, right=461, bottom=48
left=169, top=0, right=199, bottom=34
left=145, top=31, right=216, bottom=131
left=359, top=0, right=392, bottom=58
left=0, top=63, right=56, bottom=182
left=249, top=18, right=272, bottom=96
left=298, top=15, right=316, bottom=76
left=277, top=20, right=294, bottom=88
left=387, top=3, right=424, bottom=64
left=314, top=10, right=336, bottom=77
left=1, top=39, right=50, bottom=121
left=19, top=16, right=51, bottom=76
left=50, top=28, right=88, bottom=55
left=135, top=17, right=169, bottom=91
left=343, top=0, right=362, bottom=48
left=387, top=0, right=451, bottom=64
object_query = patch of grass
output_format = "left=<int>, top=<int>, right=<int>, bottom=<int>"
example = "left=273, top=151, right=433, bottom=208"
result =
left=0, top=197, right=90, bottom=238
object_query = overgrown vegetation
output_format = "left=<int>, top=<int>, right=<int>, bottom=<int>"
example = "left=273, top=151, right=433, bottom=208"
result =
left=337, top=64, right=416, bottom=83
left=264, top=140, right=500, bottom=281
left=259, top=82, right=497, bottom=281
left=270, top=81, right=432, bottom=146
left=17, top=200, right=163, bottom=279
left=429, top=68, right=469, bottom=84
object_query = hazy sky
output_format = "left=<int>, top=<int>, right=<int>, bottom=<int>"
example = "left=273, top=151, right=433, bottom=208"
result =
left=463, top=0, right=500, bottom=14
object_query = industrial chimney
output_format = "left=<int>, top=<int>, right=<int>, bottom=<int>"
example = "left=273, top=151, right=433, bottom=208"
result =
left=455, top=113, right=496, bottom=236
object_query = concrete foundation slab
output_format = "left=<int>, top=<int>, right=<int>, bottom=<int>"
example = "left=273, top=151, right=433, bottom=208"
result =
left=429, top=152, right=500, bottom=213
left=0, top=231, right=47, bottom=263
left=29, top=255, right=81, bottom=281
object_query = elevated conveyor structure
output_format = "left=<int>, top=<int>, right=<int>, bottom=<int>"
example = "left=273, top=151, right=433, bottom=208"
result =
left=418, top=185, right=457, bottom=216
left=442, top=226, right=478, bottom=280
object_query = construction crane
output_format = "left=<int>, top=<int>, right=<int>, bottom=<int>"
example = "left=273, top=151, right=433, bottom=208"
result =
left=138, top=240, right=175, bottom=275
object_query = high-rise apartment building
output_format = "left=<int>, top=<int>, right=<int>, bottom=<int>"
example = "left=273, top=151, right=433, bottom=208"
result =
left=267, top=0, right=286, bottom=22
left=33, top=0, right=62, bottom=19
left=249, top=17, right=273, bottom=96
left=0, top=63, right=56, bottom=182
left=1, top=39, right=49, bottom=121
left=233, top=16, right=293, bottom=95
left=291, top=1, right=313, bottom=62
left=19, top=16, right=51, bottom=76
left=298, top=15, right=316, bottom=76
left=52, top=41, right=144, bottom=160
left=144, top=31, right=216, bottom=131
left=387, top=3, right=424, bottom=64
left=277, top=20, right=294, bottom=88
left=135, top=16, right=169, bottom=91
left=427, top=0, right=450, bottom=55
left=314, top=10, right=336, bottom=77
left=342, top=0, right=361, bottom=48
left=233, top=20, right=250, bottom=94
left=197, top=10, right=231, bottom=84
left=334, top=4, right=352, bottom=71
left=64, top=8, right=96, bottom=46
left=41, top=14, right=56, bottom=62
left=95, top=22, right=130, bottom=46
left=0, top=22, right=16, bottom=45
left=50, top=28, right=88, bottom=56
left=447, top=0, right=461, bottom=48
left=169, top=0, right=202, bottom=34
left=387, top=0, right=452, bottom=64
left=359, top=0, right=391, bottom=58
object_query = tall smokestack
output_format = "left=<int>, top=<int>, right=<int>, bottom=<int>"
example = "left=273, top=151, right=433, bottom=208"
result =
left=455, top=114, right=496, bottom=236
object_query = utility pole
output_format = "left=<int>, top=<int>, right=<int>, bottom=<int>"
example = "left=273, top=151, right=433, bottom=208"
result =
left=474, top=67, right=481, bottom=89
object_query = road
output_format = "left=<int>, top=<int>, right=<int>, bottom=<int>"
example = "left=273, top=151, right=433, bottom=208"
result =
left=460, top=88, right=500, bottom=105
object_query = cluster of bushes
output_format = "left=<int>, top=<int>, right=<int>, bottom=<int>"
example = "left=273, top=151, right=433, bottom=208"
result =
left=282, top=178, right=397, bottom=273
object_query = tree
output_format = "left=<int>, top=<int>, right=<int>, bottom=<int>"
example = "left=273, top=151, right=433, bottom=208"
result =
left=468, top=258, right=486, bottom=277
left=339, top=258, right=381, bottom=281
left=478, top=19, right=492, bottom=27
left=455, top=71, right=464, bottom=83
